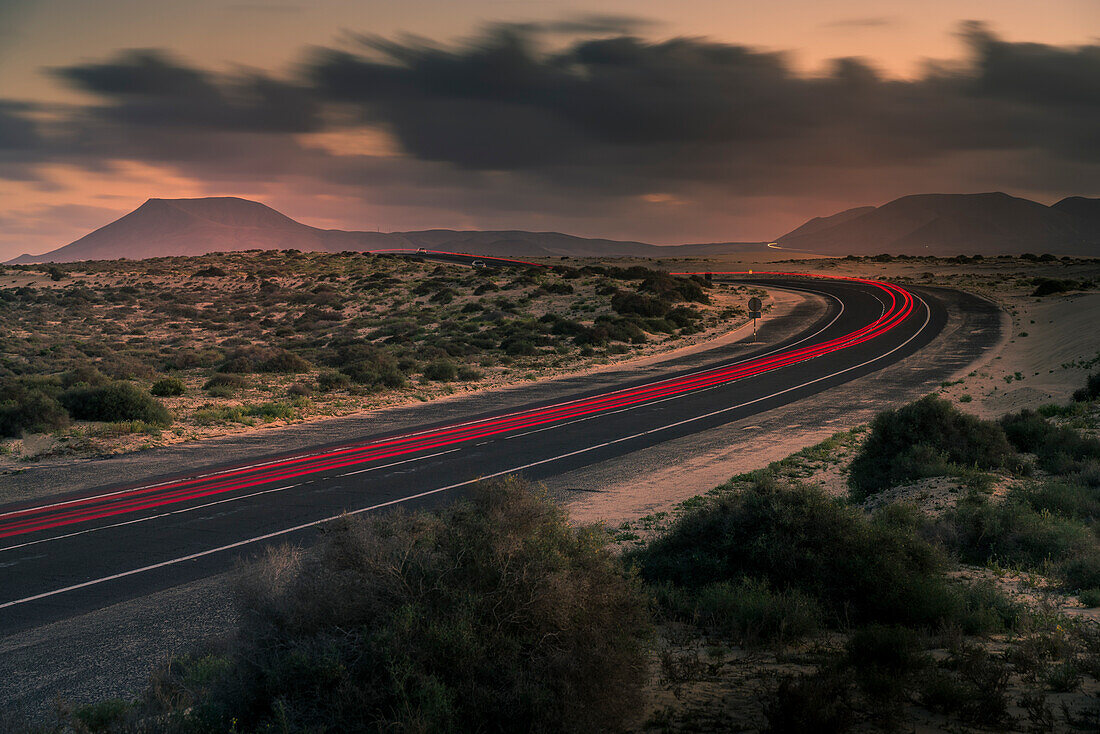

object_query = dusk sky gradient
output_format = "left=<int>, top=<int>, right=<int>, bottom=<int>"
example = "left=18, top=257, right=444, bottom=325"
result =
left=0, top=0, right=1097, bottom=259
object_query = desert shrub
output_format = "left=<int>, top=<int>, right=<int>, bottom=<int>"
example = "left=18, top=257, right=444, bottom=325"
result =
left=1073, top=372, right=1100, bottom=402
left=457, top=365, right=483, bottom=381
left=638, top=272, right=709, bottom=304
left=61, top=364, right=110, bottom=388
left=631, top=480, right=1006, bottom=630
left=150, top=377, right=186, bottom=397
left=287, top=382, right=313, bottom=397
left=1079, top=588, right=1100, bottom=607
left=763, top=669, right=854, bottom=734
left=256, top=350, right=311, bottom=373
left=1031, top=278, right=1076, bottom=297
left=219, top=348, right=310, bottom=374
left=203, top=373, right=248, bottom=396
left=325, top=344, right=405, bottom=389
left=848, top=396, right=1016, bottom=500
left=192, top=266, right=228, bottom=277
left=653, top=577, right=819, bottom=646
left=946, top=493, right=1094, bottom=570
left=0, top=381, right=68, bottom=437
left=1001, top=410, right=1100, bottom=475
left=501, top=337, right=537, bottom=356
left=61, top=382, right=171, bottom=425
left=165, top=478, right=650, bottom=733
left=1017, top=480, right=1100, bottom=521
left=918, top=644, right=1012, bottom=727
left=316, top=370, right=350, bottom=392
left=423, top=359, right=458, bottom=381
left=846, top=625, right=929, bottom=703
left=611, top=291, right=670, bottom=318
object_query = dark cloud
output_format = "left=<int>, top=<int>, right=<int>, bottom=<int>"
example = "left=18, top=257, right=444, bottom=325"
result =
left=304, top=23, right=1100, bottom=193
left=1, top=20, right=1099, bottom=253
left=0, top=100, right=39, bottom=149
left=53, top=49, right=322, bottom=133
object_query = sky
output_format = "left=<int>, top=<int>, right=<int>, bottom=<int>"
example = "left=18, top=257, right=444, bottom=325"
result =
left=0, top=0, right=1098, bottom=259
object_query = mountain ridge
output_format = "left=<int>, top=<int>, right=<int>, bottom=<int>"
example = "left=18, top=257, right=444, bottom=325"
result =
left=9, top=192, right=1100, bottom=264
left=777, top=192, right=1100, bottom=256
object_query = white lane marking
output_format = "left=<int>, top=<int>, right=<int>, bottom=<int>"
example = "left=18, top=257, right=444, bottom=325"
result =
left=0, top=282, right=844, bottom=520
left=0, top=293, right=930, bottom=612
left=0, top=449, right=460, bottom=554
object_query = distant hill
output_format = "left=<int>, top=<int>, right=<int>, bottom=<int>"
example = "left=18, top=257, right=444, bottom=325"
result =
left=777, top=193, right=1100, bottom=256
left=7, top=197, right=764, bottom=264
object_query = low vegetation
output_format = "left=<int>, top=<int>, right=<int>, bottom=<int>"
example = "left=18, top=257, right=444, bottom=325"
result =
left=0, top=252, right=747, bottom=464
left=847, top=394, right=1017, bottom=500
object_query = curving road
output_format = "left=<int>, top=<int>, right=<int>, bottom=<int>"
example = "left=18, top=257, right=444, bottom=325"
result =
left=0, top=273, right=945, bottom=636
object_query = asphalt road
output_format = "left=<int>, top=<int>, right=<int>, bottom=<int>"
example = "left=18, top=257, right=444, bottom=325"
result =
left=0, top=274, right=943, bottom=638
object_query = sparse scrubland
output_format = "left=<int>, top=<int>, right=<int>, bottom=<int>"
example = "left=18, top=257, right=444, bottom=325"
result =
left=17, top=371, right=1100, bottom=733
left=0, top=252, right=748, bottom=467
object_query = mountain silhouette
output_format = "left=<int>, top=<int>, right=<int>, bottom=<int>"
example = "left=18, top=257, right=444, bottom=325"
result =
left=7, top=197, right=761, bottom=263
left=777, top=192, right=1100, bottom=256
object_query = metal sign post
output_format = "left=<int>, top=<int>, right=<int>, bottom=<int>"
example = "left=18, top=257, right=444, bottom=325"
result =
left=747, top=296, right=762, bottom=343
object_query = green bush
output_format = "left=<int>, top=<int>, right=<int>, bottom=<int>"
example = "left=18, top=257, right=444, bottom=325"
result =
left=653, top=577, right=819, bottom=646
left=61, top=382, right=171, bottom=426
left=423, top=359, right=459, bottom=381
left=158, top=478, right=650, bottom=733
left=631, top=480, right=1002, bottom=629
left=150, top=377, right=186, bottom=397
left=1001, top=410, right=1100, bottom=475
left=1078, top=588, right=1100, bottom=607
left=203, top=373, right=248, bottom=396
left=1073, top=372, right=1100, bottom=402
left=848, top=396, right=1016, bottom=500
left=946, top=493, right=1093, bottom=570
left=0, top=380, right=68, bottom=437
left=1017, top=480, right=1100, bottom=521
left=316, top=370, right=350, bottom=392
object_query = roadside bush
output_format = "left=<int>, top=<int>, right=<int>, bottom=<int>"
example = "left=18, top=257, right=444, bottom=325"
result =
left=1017, top=480, right=1100, bottom=521
left=946, top=493, right=1093, bottom=570
left=219, top=348, right=310, bottom=374
left=150, top=377, right=186, bottom=397
left=423, top=359, right=458, bottom=381
left=654, top=577, right=819, bottom=646
left=61, top=382, right=171, bottom=426
left=1073, top=372, right=1100, bottom=402
left=316, top=370, right=350, bottom=392
left=61, top=365, right=109, bottom=389
left=203, top=373, right=248, bottom=396
left=325, top=344, right=406, bottom=389
left=848, top=396, right=1016, bottom=500
left=159, top=478, right=650, bottom=733
left=0, top=381, right=68, bottom=437
left=631, top=479, right=1008, bottom=630
left=611, top=291, right=670, bottom=318
left=1001, top=409, right=1100, bottom=475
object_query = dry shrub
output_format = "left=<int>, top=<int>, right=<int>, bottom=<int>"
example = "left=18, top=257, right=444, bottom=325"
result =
left=176, top=478, right=651, bottom=733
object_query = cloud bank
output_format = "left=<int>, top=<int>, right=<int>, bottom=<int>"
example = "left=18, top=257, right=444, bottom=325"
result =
left=1, top=21, right=1098, bottom=255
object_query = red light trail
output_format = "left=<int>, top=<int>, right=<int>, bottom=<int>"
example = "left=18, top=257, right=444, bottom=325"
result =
left=0, top=271, right=916, bottom=540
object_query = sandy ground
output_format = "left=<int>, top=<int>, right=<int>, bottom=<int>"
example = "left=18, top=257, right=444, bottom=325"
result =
left=558, top=257, right=1100, bottom=527
left=939, top=290, right=1100, bottom=418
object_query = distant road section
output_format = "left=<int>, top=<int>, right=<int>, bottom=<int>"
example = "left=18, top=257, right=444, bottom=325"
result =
left=0, top=272, right=943, bottom=636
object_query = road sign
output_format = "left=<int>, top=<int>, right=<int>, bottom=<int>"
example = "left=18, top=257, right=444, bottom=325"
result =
left=747, top=297, right=763, bottom=343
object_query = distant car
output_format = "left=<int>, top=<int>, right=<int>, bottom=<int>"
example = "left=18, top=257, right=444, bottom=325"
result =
left=416, top=247, right=427, bottom=253
left=471, top=260, right=486, bottom=268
